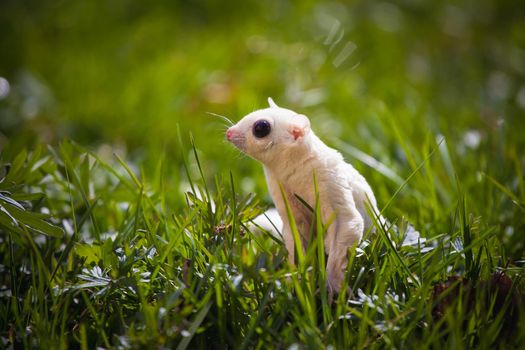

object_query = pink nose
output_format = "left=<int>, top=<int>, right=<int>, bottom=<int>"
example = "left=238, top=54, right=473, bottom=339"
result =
left=226, top=128, right=235, bottom=140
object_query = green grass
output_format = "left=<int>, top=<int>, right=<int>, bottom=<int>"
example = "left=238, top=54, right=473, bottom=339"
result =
left=1, top=0, right=525, bottom=348
left=0, top=135, right=523, bottom=348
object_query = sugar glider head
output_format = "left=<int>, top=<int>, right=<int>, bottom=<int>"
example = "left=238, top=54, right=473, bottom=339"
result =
left=226, top=98, right=311, bottom=164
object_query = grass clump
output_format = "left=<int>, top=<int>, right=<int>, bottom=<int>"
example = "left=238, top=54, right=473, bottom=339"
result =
left=0, top=136, right=523, bottom=349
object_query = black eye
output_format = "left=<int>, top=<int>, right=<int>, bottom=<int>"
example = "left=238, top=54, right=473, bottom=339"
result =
left=252, top=120, right=271, bottom=138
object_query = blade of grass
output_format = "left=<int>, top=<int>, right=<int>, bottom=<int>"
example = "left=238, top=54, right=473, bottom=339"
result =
left=80, top=291, right=110, bottom=348
left=483, top=173, right=525, bottom=212
left=278, top=182, right=304, bottom=266
left=176, top=299, right=213, bottom=350
left=313, top=174, right=332, bottom=327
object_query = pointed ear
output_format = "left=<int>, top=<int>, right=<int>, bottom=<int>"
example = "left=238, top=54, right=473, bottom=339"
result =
left=268, top=97, right=279, bottom=108
left=288, top=114, right=311, bottom=141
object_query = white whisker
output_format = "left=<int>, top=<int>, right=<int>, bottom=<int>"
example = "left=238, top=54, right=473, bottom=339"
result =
left=206, top=112, right=234, bottom=127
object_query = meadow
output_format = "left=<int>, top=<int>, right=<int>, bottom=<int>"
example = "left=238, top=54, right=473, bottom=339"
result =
left=1, top=0, right=524, bottom=348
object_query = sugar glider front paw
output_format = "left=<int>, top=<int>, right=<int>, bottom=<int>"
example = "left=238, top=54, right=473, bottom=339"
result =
left=326, top=253, right=346, bottom=294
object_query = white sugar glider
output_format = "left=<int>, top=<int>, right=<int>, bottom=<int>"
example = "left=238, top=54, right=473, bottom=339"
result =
left=226, top=98, right=380, bottom=293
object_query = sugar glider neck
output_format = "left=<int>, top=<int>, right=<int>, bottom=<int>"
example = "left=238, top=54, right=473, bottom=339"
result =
left=263, top=131, right=322, bottom=171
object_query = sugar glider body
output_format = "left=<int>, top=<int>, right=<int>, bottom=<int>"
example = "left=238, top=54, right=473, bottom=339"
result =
left=226, top=98, right=379, bottom=292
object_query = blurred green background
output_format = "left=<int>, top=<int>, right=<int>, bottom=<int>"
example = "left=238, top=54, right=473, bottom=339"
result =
left=1, top=0, right=524, bottom=232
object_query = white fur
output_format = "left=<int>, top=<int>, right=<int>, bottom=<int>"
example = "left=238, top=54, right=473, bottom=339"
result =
left=250, top=208, right=283, bottom=238
left=226, top=99, right=380, bottom=293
